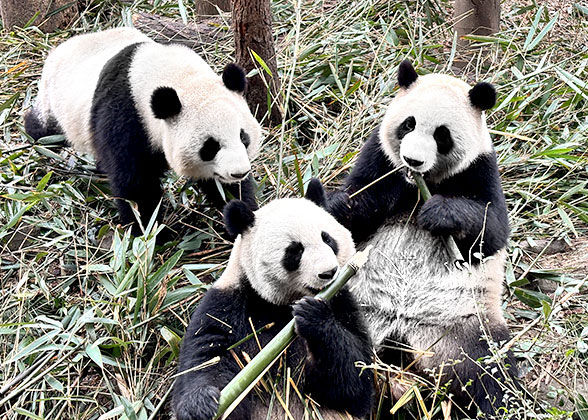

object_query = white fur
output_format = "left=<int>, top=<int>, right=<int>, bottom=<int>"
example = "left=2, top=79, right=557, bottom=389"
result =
left=379, top=73, right=493, bottom=181
left=215, top=198, right=356, bottom=306
left=35, top=28, right=150, bottom=153
left=352, top=222, right=507, bottom=350
left=32, top=27, right=261, bottom=183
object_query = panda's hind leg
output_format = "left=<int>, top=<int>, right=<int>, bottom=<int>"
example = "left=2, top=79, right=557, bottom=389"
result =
left=24, top=108, right=62, bottom=141
left=415, top=319, right=519, bottom=417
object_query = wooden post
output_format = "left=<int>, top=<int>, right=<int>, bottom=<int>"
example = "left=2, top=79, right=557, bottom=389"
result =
left=0, top=0, right=78, bottom=32
left=454, top=0, right=500, bottom=46
left=231, top=0, right=282, bottom=126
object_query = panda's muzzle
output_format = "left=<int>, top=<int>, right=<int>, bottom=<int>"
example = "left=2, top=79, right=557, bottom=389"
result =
left=230, top=170, right=249, bottom=180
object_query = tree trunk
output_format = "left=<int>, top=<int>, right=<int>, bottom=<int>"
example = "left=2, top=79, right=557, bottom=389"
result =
left=232, top=0, right=281, bottom=126
left=0, top=0, right=78, bottom=32
left=195, top=0, right=231, bottom=15
left=454, top=0, right=500, bottom=46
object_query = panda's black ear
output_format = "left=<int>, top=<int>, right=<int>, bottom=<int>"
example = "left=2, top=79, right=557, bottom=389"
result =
left=223, top=200, right=255, bottom=237
left=222, top=63, right=247, bottom=94
left=151, top=87, right=182, bottom=119
left=469, top=82, right=496, bottom=111
left=305, top=178, right=327, bottom=208
left=398, top=60, right=418, bottom=89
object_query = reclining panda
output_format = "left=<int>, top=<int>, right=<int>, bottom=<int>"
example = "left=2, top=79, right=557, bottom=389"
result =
left=173, top=180, right=373, bottom=420
left=25, top=27, right=261, bottom=233
left=327, top=61, right=519, bottom=417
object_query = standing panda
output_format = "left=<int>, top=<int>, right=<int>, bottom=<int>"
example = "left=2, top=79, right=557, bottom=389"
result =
left=327, top=61, right=518, bottom=417
left=173, top=179, right=373, bottom=420
left=25, top=27, right=262, bottom=232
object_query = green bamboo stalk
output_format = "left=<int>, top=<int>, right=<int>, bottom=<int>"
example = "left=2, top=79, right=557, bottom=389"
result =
left=411, top=171, right=465, bottom=268
left=214, top=246, right=373, bottom=419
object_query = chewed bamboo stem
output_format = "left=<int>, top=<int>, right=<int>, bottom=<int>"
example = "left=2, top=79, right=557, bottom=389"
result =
left=214, top=246, right=373, bottom=419
left=411, top=171, right=465, bottom=269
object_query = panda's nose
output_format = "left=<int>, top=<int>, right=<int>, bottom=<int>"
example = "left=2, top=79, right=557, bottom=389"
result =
left=404, top=157, right=424, bottom=168
left=230, top=171, right=249, bottom=180
left=318, top=267, right=337, bottom=280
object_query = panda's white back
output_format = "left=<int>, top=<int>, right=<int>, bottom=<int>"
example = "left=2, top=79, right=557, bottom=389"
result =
left=36, top=27, right=151, bottom=152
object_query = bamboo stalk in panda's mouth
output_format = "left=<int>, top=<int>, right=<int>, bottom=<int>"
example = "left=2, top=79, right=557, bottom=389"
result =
left=214, top=246, right=373, bottom=420
left=411, top=171, right=466, bottom=269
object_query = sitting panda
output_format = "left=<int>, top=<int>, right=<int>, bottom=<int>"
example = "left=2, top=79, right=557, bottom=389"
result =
left=25, top=27, right=262, bottom=232
left=327, top=61, right=518, bottom=417
left=173, top=179, right=373, bottom=420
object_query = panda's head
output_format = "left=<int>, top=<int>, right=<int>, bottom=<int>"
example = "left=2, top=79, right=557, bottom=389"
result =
left=150, top=63, right=262, bottom=183
left=222, top=179, right=356, bottom=305
left=379, top=60, right=497, bottom=183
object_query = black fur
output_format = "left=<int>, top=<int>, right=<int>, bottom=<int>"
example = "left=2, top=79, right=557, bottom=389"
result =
left=282, top=241, right=304, bottom=271
left=90, top=43, right=168, bottom=231
left=173, top=280, right=373, bottom=420
left=89, top=42, right=257, bottom=234
left=151, top=86, right=182, bottom=119
left=328, top=128, right=509, bottom=261
left=239, top=129, right=250, bottom=148
left=222, top=63, right=246, bottom=93
left=321, top=231, right=338, bottom=255
left=433, top=125, right=453, bottom=154
left=199, top=137, right=221, bottom=161
left=24, top=110, right=62, bottom=140
left=469, top=82, right=497, bottom=111
left=397, top=60, right=418, bottom=88
left=223, top=200, right=255, bottom=237
left=197, top=174, right=258, bottom=212
left=305, top=177, right=327, bottom=207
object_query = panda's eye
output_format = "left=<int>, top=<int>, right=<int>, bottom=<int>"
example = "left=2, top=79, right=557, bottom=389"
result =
left=321, top=231, right=339, bottom=255
left=240, top=129, right=250, bottom=148
left=396, top=116, right=416, bottom=139
left=433, top=125, right=453, bottom=155
left=283, top=241, right=304, bottom=272
left=200, top=137, right=220, bottom=161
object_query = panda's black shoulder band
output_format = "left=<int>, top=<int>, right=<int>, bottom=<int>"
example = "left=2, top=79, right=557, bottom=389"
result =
left=223, top=200, right=255, bottom=237
left=469, top=82, right=496, bottom=110
left=398, top=60, right=418, bottom=88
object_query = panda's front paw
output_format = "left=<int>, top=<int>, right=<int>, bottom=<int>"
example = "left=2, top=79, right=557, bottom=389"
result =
left=175, top=385, right=220, bottom=420
left=293, top=296, right=334, bottom=342
left=326, top=190, right=352, bottom=226
left=417, top=195, right=464, bottom=236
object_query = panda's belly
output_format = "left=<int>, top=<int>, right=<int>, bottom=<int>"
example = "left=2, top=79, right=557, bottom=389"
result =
left=350, top=221, right=504, bottom=348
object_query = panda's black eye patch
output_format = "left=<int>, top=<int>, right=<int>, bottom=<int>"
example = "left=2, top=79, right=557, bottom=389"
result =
left=200, top=137, right=220, bottom=161
left=321, top=231, right=339, bottom=255
left=240, top=129, right=250, bottom=148
left=433, top=125, right=453, bottom=155
left=396, top=116, right=416, bottom=140
left=283, top=241, right=304, bottom=272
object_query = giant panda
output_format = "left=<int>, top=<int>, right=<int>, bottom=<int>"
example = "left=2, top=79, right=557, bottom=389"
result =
left=326, top=61, right=519, bottom=417
left=25, top=27, right=262, bottom=232
left=173, top=179, right=373, bottom=420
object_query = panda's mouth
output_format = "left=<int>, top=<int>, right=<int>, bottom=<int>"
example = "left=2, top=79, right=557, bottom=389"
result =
left=214, top=173, right=248, bottom=184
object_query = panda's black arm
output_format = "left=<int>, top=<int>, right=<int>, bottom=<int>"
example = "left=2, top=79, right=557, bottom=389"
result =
left=198, top=175, right=258, bottom=212
left=293, top=289, right=373, bottom=417
left=327, top=129, right=411, bottom=243
left=419, top=152, right=510, bottom=259
left=173, top=288, right=252, bottom=420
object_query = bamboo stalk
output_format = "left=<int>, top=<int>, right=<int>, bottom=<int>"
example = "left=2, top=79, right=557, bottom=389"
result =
left=411, top=172, right=465, bottom=269
left=214, top=246, right=373, bottom=419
